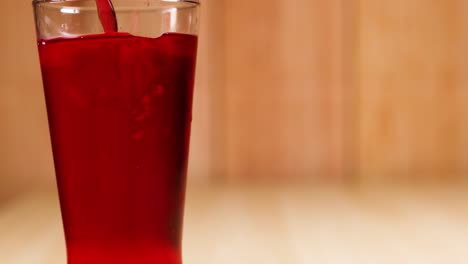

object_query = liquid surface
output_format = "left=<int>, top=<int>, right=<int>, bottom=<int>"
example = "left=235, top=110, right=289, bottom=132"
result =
left=38, top=32, right=198, bottom=264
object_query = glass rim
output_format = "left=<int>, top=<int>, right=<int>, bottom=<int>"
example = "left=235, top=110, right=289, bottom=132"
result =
left=32, top=0, right=200, bottom=5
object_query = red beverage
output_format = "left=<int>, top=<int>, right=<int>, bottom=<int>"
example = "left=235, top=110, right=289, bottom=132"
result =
left=38, top=33, right=197, bottom=264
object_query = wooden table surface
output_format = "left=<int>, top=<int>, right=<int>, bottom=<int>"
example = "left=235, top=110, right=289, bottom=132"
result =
left=1, top=184, right=468, bottom=264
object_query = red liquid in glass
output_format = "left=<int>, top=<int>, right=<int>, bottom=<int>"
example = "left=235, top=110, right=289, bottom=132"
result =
left=38, top=32, right=197, bottom=264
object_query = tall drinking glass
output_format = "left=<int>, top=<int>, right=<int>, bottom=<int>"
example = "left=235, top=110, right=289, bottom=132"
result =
left=32, top=1, right=199, bottom=263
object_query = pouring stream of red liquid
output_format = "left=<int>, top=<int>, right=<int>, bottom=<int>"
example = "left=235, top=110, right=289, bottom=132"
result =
left=95, top=0, right=118, bottom=33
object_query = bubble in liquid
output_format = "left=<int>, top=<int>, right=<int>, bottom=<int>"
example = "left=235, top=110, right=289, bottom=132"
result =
left=152, top=84, right=164, bottom=96
left=132, top=130, right=145, bottom=140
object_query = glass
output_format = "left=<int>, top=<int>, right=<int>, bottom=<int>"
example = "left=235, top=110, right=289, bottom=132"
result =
left=32, top=0, right=199, bottom=263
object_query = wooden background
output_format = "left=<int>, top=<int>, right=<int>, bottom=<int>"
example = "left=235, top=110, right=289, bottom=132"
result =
left=357, top=0, right=468, bottom=182
left=1, top=0, right=468, bottom=200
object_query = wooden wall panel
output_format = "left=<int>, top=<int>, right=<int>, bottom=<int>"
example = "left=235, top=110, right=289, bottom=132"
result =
left=0, top=1, right=55, bottom=200
left=224, top=0, right=346, bottom=182
left=188, top=0, right=226, bottom=182
left=3, top=0, right=468, bottom=192
left=462, top=0, right=468, bottom=179
left=357, top=0, right=468, bottom=181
